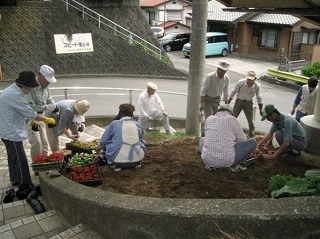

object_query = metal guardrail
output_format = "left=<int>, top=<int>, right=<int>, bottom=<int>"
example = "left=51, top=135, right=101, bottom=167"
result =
left=267, top=68, right=309, bottom=84
left=49, top=86, right=187, bottom=102
left=61, top=0, right=162, bottom=60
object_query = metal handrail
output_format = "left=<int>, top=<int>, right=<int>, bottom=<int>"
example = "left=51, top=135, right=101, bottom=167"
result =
left=61, top=0, right=162, bottom=60
left=49, top=87, right=187, bottom=103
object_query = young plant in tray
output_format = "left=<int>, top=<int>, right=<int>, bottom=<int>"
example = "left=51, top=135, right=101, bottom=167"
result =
left=67, top=153, right=96, bottom=167
left=33, top=152, right=64, bottom=164
left=69, top=163, right=101, bottom=183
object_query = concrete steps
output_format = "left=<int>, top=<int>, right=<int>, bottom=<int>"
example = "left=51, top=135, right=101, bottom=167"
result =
left=0, top=124, right=106, bottom=239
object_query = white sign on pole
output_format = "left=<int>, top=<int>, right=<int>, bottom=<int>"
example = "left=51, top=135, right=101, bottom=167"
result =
left=54, top=33, right=94, bottom=54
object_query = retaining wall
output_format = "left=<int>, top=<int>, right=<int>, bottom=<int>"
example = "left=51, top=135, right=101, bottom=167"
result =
left=40, top=165, right=320, bottom=238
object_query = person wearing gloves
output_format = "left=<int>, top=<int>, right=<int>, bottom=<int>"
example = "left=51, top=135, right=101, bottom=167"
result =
left=138, top=82, right=175, bottom=134
left=0, top=71, right=56, bottom=188
left=199, top=104, right=257, bottom=172
left=45, top=99, right=90, bottom=152
left=100, top=103, right=147, bottom=172
left=291, top=76, right=319, bottom=122
left=227, top=71, right=263, bottom=138
left=26, top=65, right=57, bottom=161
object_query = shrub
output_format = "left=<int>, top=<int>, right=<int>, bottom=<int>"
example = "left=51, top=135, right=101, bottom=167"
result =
left=301, top=62, right=320, bottom=78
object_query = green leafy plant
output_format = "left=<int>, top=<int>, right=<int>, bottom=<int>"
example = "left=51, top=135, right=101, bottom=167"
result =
left=67, top=153, right=96, bottom=167
left=301, top=62, right=320, bottom=78
left=269, top=169, right=320, bottom=198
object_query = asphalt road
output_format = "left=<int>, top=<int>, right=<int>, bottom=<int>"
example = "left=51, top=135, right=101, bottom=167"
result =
left=0, top=52, right=298, bottom=133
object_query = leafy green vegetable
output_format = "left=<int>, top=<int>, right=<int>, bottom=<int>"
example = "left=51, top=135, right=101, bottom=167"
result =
left=268, top=175, right=296, bottom=192
left=269, top=170, right=320, bottom=198
left=67, top=153, right=96, bottom=167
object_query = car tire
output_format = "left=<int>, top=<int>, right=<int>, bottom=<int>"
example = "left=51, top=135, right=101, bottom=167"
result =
left=164, top=45, right=171, bottom=52
left=221, top=49, right=227, bottom=57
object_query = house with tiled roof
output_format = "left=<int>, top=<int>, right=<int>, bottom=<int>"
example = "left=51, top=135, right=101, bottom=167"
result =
left=207, top=0, right=320, bottom=63
left=140, top=0, right=192, bottom=34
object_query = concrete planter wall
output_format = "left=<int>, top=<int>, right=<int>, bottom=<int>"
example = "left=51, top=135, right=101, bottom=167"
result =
left=40, top=171, right=320, bottom=239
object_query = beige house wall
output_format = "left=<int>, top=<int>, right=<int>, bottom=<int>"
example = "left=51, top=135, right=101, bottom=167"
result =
left=301, top=44, right=320, bottom=63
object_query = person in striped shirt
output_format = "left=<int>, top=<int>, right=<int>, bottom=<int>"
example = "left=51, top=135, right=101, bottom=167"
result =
left=0, top=71, right=56, bottom=187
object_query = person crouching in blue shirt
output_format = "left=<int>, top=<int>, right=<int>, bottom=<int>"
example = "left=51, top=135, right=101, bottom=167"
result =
left=100, top=103, right=147, bottom=172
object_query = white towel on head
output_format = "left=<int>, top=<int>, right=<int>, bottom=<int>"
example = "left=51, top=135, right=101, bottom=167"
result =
left=73, top=114, right=85, bottom=123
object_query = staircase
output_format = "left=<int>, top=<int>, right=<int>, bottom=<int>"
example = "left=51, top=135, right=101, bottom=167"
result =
left=0, top=125, right=106, bottom=239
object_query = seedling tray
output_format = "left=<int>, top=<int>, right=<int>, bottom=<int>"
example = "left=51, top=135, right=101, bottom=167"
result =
left=32, top=161, right=64, bottom=171
left=65, top=143, right=95, bottom=154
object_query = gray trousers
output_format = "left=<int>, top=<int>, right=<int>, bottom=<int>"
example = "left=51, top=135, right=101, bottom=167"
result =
left=203, top=95, right=220, bottom=120
left=275, top=130, right=307, bottom=152
left=138, top=110, right=170, bottom=132
left=233, top=98, right=255, bottom=138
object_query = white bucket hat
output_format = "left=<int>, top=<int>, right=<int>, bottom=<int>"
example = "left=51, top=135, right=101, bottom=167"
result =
left=215, top=60, right=230, bottom=71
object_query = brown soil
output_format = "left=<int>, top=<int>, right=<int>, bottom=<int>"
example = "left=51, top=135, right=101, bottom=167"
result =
left=93, top=134, right=317, bottom=199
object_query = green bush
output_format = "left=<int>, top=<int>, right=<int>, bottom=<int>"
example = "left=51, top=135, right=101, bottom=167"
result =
left=301, top=62, right=320, bottom=78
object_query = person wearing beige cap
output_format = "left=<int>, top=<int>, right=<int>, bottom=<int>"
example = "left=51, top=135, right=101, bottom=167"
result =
left=198, top=104, right=257, bottom=172
left=0, top=71, right=56, bottom=188
left=228, top=71, right=263, bottom=138
left=26, top=65, right=57, bottom=161
left=200, top=60, right=230, bottom=120
left=45, top=99, right=90, bottom=152
left=138, top=82, right=175, bottom=134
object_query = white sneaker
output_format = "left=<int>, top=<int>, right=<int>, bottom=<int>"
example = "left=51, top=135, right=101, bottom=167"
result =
left=135, top=164, right=142, bottom=169
left=113, top=167, right=122, bottom=172
left=228, top=164, right=247, bottom=172
left=205, top=165, right=215, bottom=171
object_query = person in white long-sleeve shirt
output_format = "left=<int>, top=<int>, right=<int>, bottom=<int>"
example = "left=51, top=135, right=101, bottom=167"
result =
left=138, top=82, right=175, bottom=134
left=228, top=71, right=263, bottom=138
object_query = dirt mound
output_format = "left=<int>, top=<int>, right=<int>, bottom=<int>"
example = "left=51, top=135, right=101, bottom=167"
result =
left=96, top=135, right=315, bottom=199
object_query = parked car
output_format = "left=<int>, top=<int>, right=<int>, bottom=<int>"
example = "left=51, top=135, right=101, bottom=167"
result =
left=182, top=32, right=228, bottom=57
left=159, top=33, right=191, bottom=52
left=151, top=27, right=165, bottom=38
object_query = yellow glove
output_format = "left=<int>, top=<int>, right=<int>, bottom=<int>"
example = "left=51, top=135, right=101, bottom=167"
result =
left=30, top=120, right=40, bottom=132
left=43, top=117, right=56, bottom=128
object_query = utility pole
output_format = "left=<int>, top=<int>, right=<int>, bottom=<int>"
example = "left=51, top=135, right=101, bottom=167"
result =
left=185, top=0, right=208, bottom=136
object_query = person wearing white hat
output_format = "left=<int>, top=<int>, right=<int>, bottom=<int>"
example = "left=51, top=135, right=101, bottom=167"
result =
left=26, top=65, right=57, bottom=161
left=200, top=60, right=231, bottom=121
left=227, top=71, right=263, bottom=138
left=138, top=82, right=175, bottom=134
left=45, top=99, right=90, bottom=152
left=199, top=104, right=257, bottom=172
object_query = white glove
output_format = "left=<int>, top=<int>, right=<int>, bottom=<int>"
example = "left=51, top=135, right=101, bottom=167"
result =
left=45, top=103, right=56, bottom=112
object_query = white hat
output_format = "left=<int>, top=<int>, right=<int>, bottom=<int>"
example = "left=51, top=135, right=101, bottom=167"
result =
left=75, top=100, right=90, bottom=115
left=40, top=65, right=57, bottom=83
left=147, top=82, right=158, bottom=90
left=215, top=60, right=230, bottom=71
left=219, top=104, right=233, bottom=113
left=246, top=71, right=257, bottom=80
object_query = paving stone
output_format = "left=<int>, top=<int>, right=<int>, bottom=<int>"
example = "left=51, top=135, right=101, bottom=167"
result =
left=13, top=221, right=43, bottom=239
left=0, top=230, right=17, bottom=239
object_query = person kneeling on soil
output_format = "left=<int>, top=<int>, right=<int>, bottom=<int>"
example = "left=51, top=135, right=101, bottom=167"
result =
left=258, top=104, right=307, bottom=159
left=199, top=104, right=257, bottom=172
left=99, top=103, right=147, bottom=172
